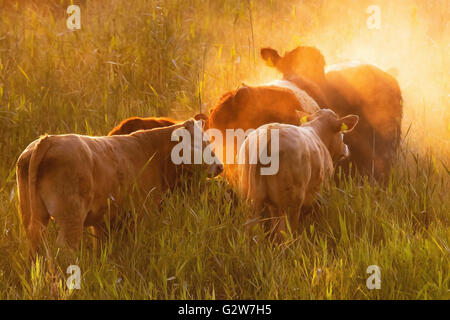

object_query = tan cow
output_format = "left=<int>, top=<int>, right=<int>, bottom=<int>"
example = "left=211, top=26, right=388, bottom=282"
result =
left=237, top=109, right=358, bottom=237
left=16, top=119, right=223, bottom=254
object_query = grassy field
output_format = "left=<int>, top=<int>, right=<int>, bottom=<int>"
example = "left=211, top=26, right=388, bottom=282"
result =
left=0, top=0, right=449, bottom=299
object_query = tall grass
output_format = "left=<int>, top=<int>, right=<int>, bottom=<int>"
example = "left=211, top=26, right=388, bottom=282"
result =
left=0, top=0, right=448, bottom=299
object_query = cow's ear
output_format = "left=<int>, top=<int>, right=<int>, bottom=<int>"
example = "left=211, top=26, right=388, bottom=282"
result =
left=183, top=118, right=195, bottom=130
left=338, top=115, right=359, bottom=133
left=193, top=113, right=208, bottom=129
left=193, top=113, right=208, bottom=122
left=295, top=110, right=310, bottom=124
left=261, top=47, right=281, bottom=67
left=195, top=119, right=206, bottom=129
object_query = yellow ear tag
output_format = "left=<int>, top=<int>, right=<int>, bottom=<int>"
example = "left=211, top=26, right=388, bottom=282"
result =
left=341, top=122, right=348, bottom=132
left=300, top=116, right=308, bottom=124
left=265, top=58, right=274, bottom=67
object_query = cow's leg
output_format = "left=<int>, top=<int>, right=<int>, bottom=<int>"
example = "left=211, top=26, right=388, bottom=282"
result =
left=92, top=222, right=107, bottom=241
left=54, top=202, right=87, bottom=250
left=268, top=206, right=286, bottom=241
left=87, top=204, right=120, bottom=252
left=287, top=205, right=302, bottom=233
left=56, top=219, right=84, bottom=251
left=27, top=214, right=50, bottom=256
left=243, top=198, right=266, bottom=238
left=26, top=191, right=51, bottom=255
left=243, top=168, right=268, bottom=233
left=269, top=204, right=303, bottom=241
left=92, top=221, right=108, bottom=252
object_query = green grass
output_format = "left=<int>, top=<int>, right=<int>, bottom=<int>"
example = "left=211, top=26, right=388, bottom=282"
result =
left=0, top=0, right=449, bottom=299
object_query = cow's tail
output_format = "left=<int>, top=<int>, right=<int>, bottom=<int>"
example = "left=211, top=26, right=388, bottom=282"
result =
left=257, top=125, right=275, bottom=178
left=16, top=151, right=32, bottom=230
left=27, top=135, right=52, bottom=238
left=243, top=127, right=273, bottom=200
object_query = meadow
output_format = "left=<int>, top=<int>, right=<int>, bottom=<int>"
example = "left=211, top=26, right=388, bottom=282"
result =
left=0, top=0, right=448, bottom=299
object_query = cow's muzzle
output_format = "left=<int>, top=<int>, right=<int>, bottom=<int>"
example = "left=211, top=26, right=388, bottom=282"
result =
left=208, top=163, right=224, bottom=177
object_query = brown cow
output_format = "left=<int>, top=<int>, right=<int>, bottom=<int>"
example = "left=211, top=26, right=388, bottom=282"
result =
left=237, top=109, right=359, bottom=237
left=206, top=85, right=310, bottom=182
left=16, top=119, right=222, bottom=254
left=108, top=114, right=209, bottom=135
left=260, top=46, right=403, bottom=181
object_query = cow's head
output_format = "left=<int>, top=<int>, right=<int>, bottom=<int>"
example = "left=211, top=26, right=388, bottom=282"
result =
left=172, top=118, right=223, bottom=178
left=297, top=109, right=359, bottom=162
left=261, top=46, right=326, bottom=84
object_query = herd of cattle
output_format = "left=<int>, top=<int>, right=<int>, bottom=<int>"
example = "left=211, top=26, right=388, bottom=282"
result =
left=16, top=46, right=403, bottom=254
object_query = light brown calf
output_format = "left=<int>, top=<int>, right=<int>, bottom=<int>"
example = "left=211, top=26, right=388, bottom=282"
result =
left=237, top=109, right=358, bottom=237
left=16, top=119, right=222, bottom=254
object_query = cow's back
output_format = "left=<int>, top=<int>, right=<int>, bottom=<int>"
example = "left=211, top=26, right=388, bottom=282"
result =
left=36, top=134, right=156, bottom=217
left=325, top=64, right=402, bottom=180
left=238, top=124, right=333, bottom=209
left=208, top=85, right=306, bottom=181
left=108, top=117, right=176, bottom=136
left=326, top=64, right=402, bottom=132
left=208, top=86, right=304, bottom=133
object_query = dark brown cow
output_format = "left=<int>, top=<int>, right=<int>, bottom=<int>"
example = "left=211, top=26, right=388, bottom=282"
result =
left=108, top=114, right=209, bottom=136
left=206, top=85, right=310, bottom=181
left=207, top=85, right=309, bottom=134
left=260, top=46, right=403, bottom=181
